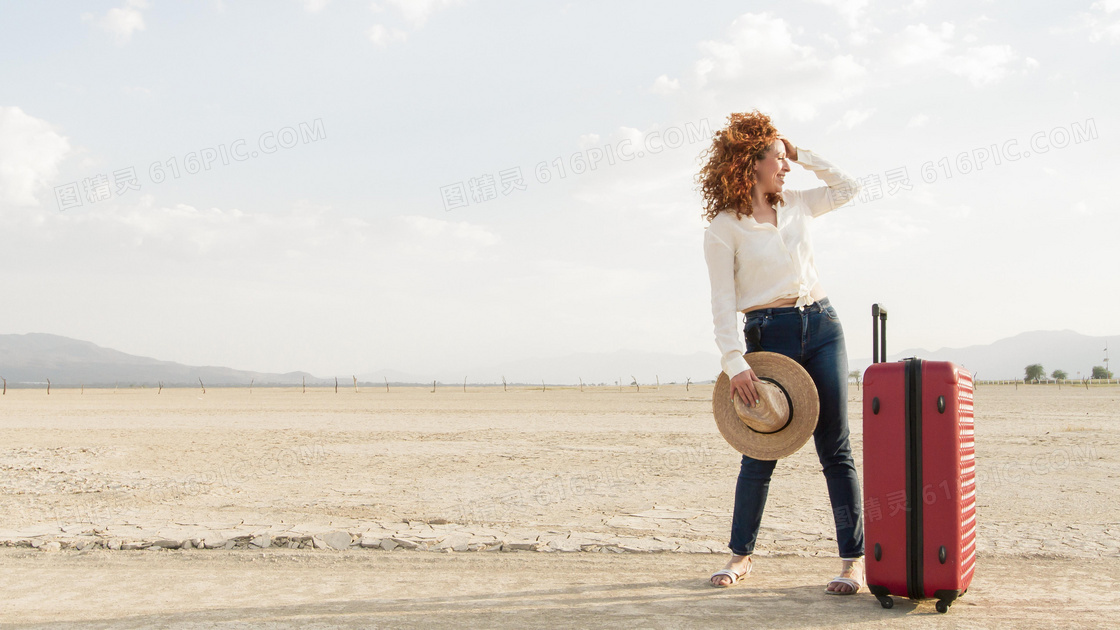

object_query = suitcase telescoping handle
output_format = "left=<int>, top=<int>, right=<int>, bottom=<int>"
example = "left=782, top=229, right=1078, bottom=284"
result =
left=872, top=303, right=888, bottom=364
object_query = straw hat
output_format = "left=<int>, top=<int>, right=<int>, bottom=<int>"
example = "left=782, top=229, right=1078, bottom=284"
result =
left=712, top=352, right=819, bottom=460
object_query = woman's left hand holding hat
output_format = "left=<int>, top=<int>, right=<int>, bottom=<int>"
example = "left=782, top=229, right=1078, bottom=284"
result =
left=730, top=366, right=762, bottom=408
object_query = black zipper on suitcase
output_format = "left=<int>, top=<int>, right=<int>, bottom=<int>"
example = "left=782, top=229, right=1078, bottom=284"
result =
left=905, top=358, right=925, bottom=599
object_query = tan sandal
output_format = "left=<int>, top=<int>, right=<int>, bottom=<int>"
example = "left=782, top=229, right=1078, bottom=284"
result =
left=826, top=558, right=864, bottom=595
left=710, top=558, right=753, bottom=588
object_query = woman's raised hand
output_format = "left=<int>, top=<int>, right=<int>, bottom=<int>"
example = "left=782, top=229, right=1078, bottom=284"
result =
left=780, top=137, right=798, bottom=162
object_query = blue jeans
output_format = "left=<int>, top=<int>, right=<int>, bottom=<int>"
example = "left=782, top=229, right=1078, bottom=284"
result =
left=728, top=298, right=864, bottom=559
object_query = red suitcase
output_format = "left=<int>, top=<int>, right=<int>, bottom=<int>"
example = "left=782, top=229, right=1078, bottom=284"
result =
left=862, top=304, right=976, bottom=613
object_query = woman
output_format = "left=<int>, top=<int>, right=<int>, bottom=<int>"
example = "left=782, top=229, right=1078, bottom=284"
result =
left=698, top=110, right=865, bottom=594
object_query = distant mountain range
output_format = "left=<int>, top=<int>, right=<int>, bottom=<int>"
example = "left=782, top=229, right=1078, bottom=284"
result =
left=0, top=333, right=322, bottom=387
left=0, top=330, right=1113, bottom=387
left=855, top=329, right=1114, bottom=381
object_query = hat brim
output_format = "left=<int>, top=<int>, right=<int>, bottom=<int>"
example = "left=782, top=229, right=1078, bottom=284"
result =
left=712, top=352, right=819, bottom=460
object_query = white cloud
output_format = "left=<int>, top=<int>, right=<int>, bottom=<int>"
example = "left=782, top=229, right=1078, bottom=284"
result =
left=0, top=107, right=72, bottom=207
left=691, top=13, right=867, bottom=122
left=886, top=22, right=1021, bottom=86
left=365, top=1, right=460, bottom=46
left=650, top=74, right=680, bottom=95
left=829, top=108, right=875, bottom=131
left=84, top=0, right=148, bottom=46
left=811, top=0, right=870, bottom=27
left=367, top=23, right=408, bottom=47
left=906, top=113, right=929, bottom=128
left=382, top=0, right=462, bottom=27
left=947, top=44, right=1017, bottom=86
left=1081, top=1, right=1120, bottom=42
left=694, top=13, right=809, bottom=87
left=945, top=204, right=971, bottom=220
left=888, top=22, right=954, bottom=66
left=301, top=0, right=331, bottom=12
left=123, top=85, right=153, bottom=98
left=577, top=133, right=600, bottom=150
left=397, top=215, right=501, bottom=255
left=2, top=196, right=500, bottom=266
left=810, top=0, right=878, bottom=44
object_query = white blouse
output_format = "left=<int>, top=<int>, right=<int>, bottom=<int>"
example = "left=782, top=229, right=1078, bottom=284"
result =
left=703, top=147, right=861, bottom=378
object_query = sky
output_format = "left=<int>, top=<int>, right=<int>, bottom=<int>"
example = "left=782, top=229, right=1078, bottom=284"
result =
left=0, top=0, right=1116, bottom=381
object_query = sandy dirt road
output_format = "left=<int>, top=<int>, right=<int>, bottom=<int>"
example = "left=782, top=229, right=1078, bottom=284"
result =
left=2, top=551, right=1117, bottom=629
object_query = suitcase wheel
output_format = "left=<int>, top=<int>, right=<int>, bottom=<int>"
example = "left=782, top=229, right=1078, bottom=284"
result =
left=933, top=589, right=961, bottom=614
left=868, top=585, right=894, bottom=609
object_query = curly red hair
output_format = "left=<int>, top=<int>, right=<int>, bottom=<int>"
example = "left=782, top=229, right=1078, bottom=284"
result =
left=696, top=110, right=783, bottom=222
